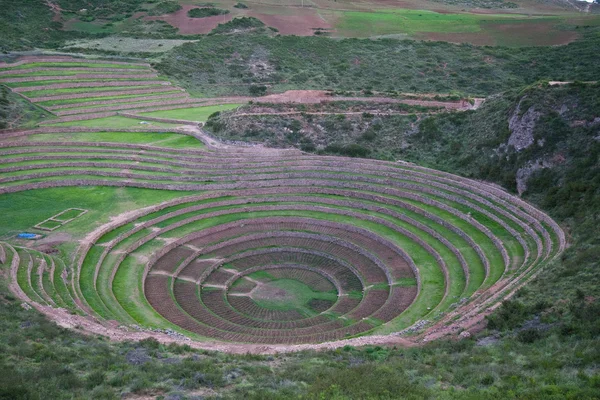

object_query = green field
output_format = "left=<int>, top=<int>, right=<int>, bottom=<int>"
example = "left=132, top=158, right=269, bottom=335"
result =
left=250, top=279, right=338, bottom=312
left=138, top=104, right=243, bottom=121
left=46, top=116, right=185, bottom=129
left=337, top=9, right=490, bottom=36
left=27, top=131, right=204, bottom=148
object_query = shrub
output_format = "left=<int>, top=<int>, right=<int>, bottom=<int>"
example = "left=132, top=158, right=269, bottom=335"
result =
left=233, top=2, right=249, bottom=8
left=211, top=17, right=264, bottom=34
left=187, top=7, right=229, bottom=18
left=249, top=85, right=267, bottom=96
left=148, top=1, right=182, bottom=15
left=325, top=143, right=370, bottom=157
left=517, top=328, right=544, bottom=343
left=361, top=130, right=376, bottom=141
left=486, top=300, right=528, bottom=330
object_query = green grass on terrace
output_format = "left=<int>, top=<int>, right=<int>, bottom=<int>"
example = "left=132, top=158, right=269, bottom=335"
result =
left=36, top=92, right=183, bottom=107
left=4, top=78, right=163, bottom=88
left=23, top=85, right=166, bottom=97
left=0, top=187, right=194, bottom=239
left=138, top=104, right=242, bottom=122
left=45, top=116, right=185, bottom=129
left=0, top=69, right=153, bottom=78
left=26, top=131, right=204, bottom=148
left=249, top=278, right=337, bottom=316
left=55, top=98, right=190, bottom=112
left=0, top=62, right=149, bottom=70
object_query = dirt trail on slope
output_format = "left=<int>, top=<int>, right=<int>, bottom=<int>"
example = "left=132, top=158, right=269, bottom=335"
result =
left=251, top=90, right=483, bottom=110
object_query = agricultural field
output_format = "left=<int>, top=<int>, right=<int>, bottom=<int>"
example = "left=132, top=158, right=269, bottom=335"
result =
left=0, top=57, right=243, bottom=125
left=2, top=0, right=599, bottom=53
left=0, top=56, right=565, bottom=349
left=0, top=2, right=599, bottom=395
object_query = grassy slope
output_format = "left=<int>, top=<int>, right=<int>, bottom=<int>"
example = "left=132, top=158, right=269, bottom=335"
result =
left=0, top=87, right=54, bottom=129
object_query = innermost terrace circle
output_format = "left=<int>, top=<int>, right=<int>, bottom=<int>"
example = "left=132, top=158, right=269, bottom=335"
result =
left=249, top=278, right=338, bottom=313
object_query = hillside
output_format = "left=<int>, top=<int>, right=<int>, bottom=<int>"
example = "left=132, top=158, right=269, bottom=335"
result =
left=207, top=82, right=600, bottom=306
left=156, top=29, right=600, bottom=97
left=0, top=1, right=599, bottom=399
left=0, top=59, right=597, bottom=400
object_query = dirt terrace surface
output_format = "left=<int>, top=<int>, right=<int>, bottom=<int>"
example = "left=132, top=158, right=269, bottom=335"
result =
left=253, top=90, right=482, bottom=110
left=248, top=11, right=332, bottom=36
left=144, top=5, right=234, bottom=34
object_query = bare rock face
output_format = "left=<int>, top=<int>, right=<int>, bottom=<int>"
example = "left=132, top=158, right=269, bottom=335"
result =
left=516, top=159, right=552, bottom=195
left=507, top=97, right=541, bottom=152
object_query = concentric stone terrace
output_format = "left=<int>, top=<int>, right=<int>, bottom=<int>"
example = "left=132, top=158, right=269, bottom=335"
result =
left=1, top=126, right=565, bottom=345
left=0, top=57, right=565, bottom=346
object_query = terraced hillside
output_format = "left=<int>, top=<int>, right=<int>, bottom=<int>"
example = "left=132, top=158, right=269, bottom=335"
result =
left=0, top=56, right=242, bottom=125
left=0, top=57, right=565, bottom=349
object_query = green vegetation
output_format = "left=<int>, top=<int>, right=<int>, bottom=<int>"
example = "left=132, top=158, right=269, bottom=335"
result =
left=27, top=130, right=204, bottom=148
left=0, top=61, right=148, bottom=70
left=336, top=9, right=522, bottom=37
left=0, top=86, right=53, bottom=129
left=59, top=0, right=145, bottom=20
left=138, top=104, right=242, bottom=121
left=36, top=92, right=182, bottom=107
left=157, top=27, right=600, bottom=96
left=207, top=82, right=600, bottom=341
left=22, top=85, right=164, bottom=98
left=147, top=1, right=182, bottom=16
left=187, top=7, right=230, bottom=18
left=0, top=267, right=598, bottom=399
left=429, top=0, right=518, bottom=8
left=1, top=4, right=599, bottom=398
left=46, top=115, right=183, bottom=128
left=249, top=279, right=337, bottom=312
left=0, top=187, right=185, bottom=238
left=211, top=17, right=265, bottom=34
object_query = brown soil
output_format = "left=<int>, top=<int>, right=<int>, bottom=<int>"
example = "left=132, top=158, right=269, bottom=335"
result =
left=250, top=282, right=295, bottom=302
left=144, top=5, right=234, bottom=34
left=252, top=90, right=482, bottom=110
left=486, top=21, right=579, bottom=46
left=248, top=11, right=332, bottom=36
left=44, top=0, right=63, bottom=22
left=259, top=90, right=330, bottom=104
left=421, top=21, right=578, bottom=46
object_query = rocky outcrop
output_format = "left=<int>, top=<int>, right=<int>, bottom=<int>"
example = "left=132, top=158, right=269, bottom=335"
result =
left=516, top=159, right=552, bottom=195
left=507, top=97, right=541, bottom=152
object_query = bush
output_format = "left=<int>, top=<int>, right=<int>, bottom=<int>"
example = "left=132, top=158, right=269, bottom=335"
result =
left=325, top=143, right=370, bottom=158
left=517, top=328, right=544, bottom=343
left=249, top=85, right=267, bottom=96
left=233, top=2, right=249, bottom=8
left=148, top=1, right=182, bottom=15
left=187, top=7, right=229, bottom=18
left=486, top=300, right=528, bottom=330
left=211, top=17, right=264, bottom=34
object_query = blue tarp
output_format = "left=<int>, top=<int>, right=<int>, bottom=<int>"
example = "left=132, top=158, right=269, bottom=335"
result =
left=17, top=233, right=37, bottom=239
